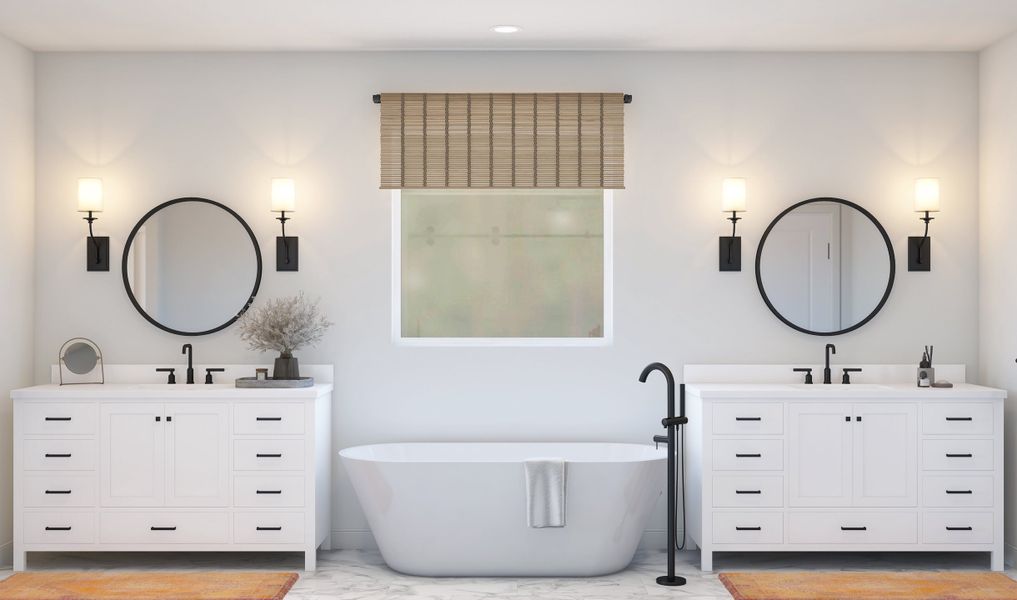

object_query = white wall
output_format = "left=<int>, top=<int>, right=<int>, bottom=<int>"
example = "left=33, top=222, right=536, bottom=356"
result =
left=0, top=34, right=34, bottom=565
left=979, top=32, right=1017, bottom=563
left=33, top=52, right=979, bottom=547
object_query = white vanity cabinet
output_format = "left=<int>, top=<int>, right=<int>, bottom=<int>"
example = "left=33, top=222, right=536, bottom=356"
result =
left=12, top=383, right=333, bottom=572
left=686, top=384, right=1005, bottom=572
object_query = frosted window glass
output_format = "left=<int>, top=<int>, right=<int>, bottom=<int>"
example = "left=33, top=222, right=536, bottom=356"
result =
left=400, top=189, right=605, bottom=338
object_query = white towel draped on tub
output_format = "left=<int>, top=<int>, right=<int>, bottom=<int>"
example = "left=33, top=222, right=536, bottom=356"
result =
left=524, top=458, right=566, bottom=528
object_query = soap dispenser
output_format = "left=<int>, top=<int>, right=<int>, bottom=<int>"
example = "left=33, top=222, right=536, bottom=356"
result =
left=917, top=346, right=934, bottom=388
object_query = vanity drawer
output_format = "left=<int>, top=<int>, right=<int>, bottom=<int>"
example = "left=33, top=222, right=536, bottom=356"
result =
left=234, top=512, right=305, bottom=544
left=923, top=404, right=994, bottom=435
left=713, top=439, right=783, bottom=471
left=789, top=512, right=917, bottom=544
left=712, top=512, right=783, bottom=544
left=922, top=475, right=994, bottom=507
left=23, top=511, right=95, bottom=544
left=713, top=403, right=783, bottom=435
left=922, top=512, right=994, bottom=544
left=922, top=439, right=993, bottom=470
left=234, top=404, right=305, bottom=435
left=234, top=475, right=305, bottom=507
left=23, top=473, right=97, bottom=507
left=20, top=403, right=97, bottom=435
left=713, top=476, right=784, bottom=508
left=234, top=439, right=305, bottom=471
left=99, top=511, right=228, bottom=544
left=23, top=439, right=95, bottom=471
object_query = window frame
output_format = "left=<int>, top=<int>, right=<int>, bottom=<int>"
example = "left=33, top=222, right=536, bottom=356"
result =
left=391, top=189, right=614, bottom=347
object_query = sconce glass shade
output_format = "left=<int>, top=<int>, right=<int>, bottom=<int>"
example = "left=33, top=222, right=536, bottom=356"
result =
left=914, top=178, right=940, bottom=212
left=77, top=178, right=104, bottom=213
left=271, top=178, right=296, bottom=213
left=721, top=178, right=747, bottom=213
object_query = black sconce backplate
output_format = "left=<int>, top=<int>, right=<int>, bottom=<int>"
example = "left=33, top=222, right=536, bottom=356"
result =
left=719, top=236, right=742, bottom=271
left=908, top=236, right=931, bottom=272
left=276, top=236, right=299, bottom=271
left=87, top=236, right=110, bottom=272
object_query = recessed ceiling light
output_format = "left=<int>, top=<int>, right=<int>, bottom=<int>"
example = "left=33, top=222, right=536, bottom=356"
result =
left=491, top=25, right=521, bottom=34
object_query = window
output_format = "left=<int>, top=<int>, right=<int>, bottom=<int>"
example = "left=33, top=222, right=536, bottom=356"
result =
left=393, top=189, right=612, bottom=345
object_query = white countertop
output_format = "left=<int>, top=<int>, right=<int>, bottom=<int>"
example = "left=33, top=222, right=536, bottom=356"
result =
left=11, top=383, right=334, bottom=400
left=686, top=382, right=1005, bottom=400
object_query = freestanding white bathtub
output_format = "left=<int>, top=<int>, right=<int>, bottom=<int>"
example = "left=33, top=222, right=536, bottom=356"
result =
left=340, top=442, right=666, bottom=577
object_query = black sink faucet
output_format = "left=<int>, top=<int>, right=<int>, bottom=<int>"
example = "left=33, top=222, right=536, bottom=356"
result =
left=182, top=344, right=195, bottom=384
left=824, top=343, right=837, bottom=384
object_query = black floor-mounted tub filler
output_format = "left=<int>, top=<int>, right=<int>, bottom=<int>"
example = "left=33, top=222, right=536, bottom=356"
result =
left=639, top=362, right=688, bottom=587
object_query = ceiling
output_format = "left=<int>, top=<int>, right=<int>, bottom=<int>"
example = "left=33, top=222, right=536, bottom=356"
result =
left=2, top=0, right=1017, bottom=52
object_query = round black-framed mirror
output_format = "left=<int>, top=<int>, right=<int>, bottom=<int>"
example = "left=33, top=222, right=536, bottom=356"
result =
left=755, top=197, right=895, bottom=337
left=122, top=197, right=263, bottom=336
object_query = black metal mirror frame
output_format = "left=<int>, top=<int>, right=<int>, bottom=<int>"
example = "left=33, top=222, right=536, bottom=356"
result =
left=755, top=197, right=895, bottom=337
left=122, top=197, right=263, bottom=337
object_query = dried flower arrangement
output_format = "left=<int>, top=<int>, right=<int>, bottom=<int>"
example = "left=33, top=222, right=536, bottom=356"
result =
left=237, top=292, right=333, bottom=379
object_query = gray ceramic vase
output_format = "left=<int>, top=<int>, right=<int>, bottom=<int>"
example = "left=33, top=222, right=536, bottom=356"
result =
left=273, top=354, right=300, bottom=380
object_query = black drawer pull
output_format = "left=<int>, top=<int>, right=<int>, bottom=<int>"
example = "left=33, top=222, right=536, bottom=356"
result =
left=44, top=417, right=72, bottom=421
left=735, top=417, right=762, bottom=422
left=45, top=453, right=72, bottom=458
left=841, top=526, right=867, bottom=531
left=256, top=490, right=283, bottom=495
left=946, top=490, right=973, bottom=494
left=256, top=417, right=283, bottom=421
left=946, top=526, right=973, bottom=531
left=735, top=490, right=762, bottom=495
left=256, top=526, right=283, bottom=531
left=256, top=453, right=283, bottom=458
left=150, top=526, right=177, bottom=531
left=45, top=490, right=72, bottom=495
left=946, top=417, right=973, bottom=421
left=735, top=453, right=762, bottom=458
left=946, top=453, right=973, bottom=458
left=45, top=526, right=72, bottom=531
left=735, top=526, right=761, bottom=531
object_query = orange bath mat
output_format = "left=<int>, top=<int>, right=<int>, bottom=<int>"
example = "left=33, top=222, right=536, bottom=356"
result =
left=0, top=571, right=298, bottom=600
left=720, top=571, right=1017, bottom=600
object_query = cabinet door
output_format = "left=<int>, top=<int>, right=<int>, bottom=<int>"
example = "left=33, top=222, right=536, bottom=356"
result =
left=853, top=403, right=917, bottom=507
left=101, top=403, right=165, bottom=506
left=790, top=403, right=852, bottom=507
left=165, top=403, right=229, bottom=507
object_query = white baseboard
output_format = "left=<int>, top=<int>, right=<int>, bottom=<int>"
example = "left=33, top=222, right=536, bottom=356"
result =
left=1006, top=543, right=1016, bottom=568
left=331, top=529, right=677, bottom=552
left=0, top=540, right=12, bottom=568
left=331, top=530, right=378, bottom=550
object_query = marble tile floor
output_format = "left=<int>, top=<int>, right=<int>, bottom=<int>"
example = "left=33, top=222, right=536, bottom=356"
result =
left=2, top=549, right=1015, bottom=600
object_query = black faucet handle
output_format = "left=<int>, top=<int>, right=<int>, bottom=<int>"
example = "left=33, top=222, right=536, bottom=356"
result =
left=793, top=367, right=814, bottom=384
left=842, top=367, right=862, bottom=384
left=156, top=368, right=176, bottom=384
left=204, top=368, right=226, bottom=384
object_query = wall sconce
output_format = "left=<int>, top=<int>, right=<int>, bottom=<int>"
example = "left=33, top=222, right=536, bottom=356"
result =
left=271, top=178, right=298, bottom=271
left=78, top=178, right=109, bottom=271
left=908, top=178, right=940, bottom=272
left=719, top=178, right=746, bottom=271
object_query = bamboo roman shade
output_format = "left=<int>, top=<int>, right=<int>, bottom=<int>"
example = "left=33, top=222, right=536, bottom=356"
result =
left=379, top=93, right=625, bottom=189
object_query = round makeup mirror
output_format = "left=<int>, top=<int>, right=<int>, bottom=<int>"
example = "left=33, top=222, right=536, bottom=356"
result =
left=58, top=337, right=104, bottom=384
left=122, top=198, right=262, bottom=336
left=755, top=197, right=895, bottom=336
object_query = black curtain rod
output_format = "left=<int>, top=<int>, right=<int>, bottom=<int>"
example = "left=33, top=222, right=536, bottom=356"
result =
left=372, top=93, right=632, bottom=104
